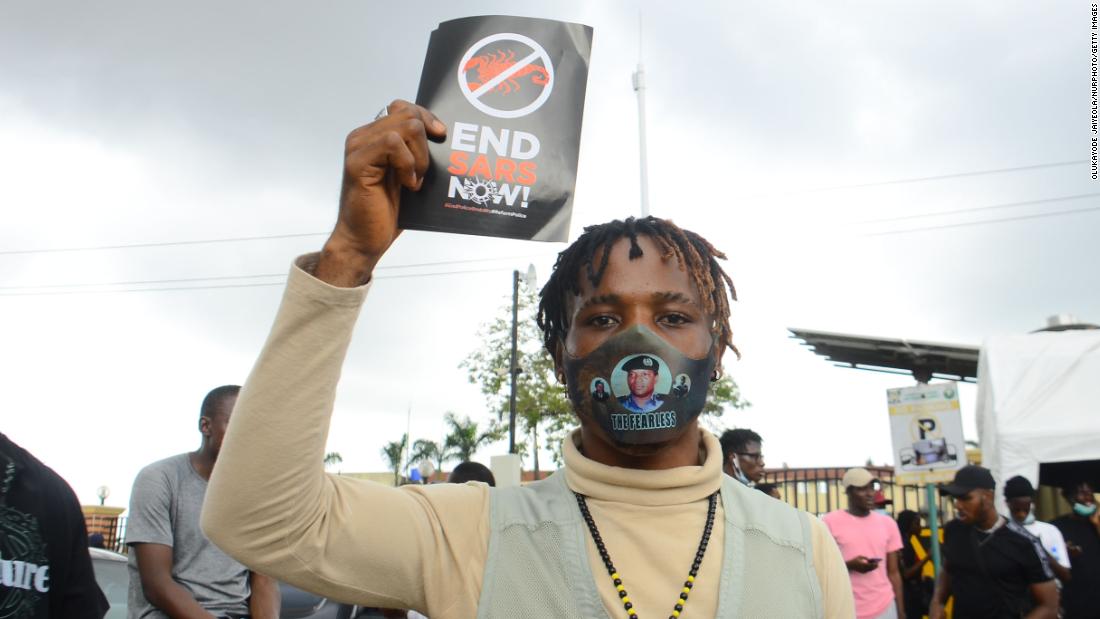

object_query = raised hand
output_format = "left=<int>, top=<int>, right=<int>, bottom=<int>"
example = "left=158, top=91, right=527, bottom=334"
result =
left=316, top=100, right=446, bottom=287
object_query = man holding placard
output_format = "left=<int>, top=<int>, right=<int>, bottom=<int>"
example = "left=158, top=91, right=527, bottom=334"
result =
left=201, top=16, right=855, bottom=618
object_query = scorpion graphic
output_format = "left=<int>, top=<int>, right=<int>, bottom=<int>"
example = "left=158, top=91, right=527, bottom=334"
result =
left=463, top=48, right=550, bottom=95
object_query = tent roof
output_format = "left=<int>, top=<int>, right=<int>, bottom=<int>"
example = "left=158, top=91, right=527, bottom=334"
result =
left=977, top=330, right=1100, bottom=490
left=788, top=328, right=980, bottom=382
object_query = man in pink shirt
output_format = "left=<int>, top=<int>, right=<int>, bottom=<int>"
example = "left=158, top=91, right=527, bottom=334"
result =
left=823, top=468, right=905, bottom=619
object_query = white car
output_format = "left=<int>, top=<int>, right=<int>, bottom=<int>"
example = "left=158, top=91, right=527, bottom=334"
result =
left=88, top=547, right=128, bottom=619
left=89, top=546, right=369, bottom=618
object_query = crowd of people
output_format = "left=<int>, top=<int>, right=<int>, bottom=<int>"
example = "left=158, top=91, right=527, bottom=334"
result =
left=719, top=424, right=1100, bottom=619
left=4, top=101, right=1099, bottom=619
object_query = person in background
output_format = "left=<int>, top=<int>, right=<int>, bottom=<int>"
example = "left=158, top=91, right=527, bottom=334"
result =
left=823, top=467, right=905, bottom=619
left=0, top=432, right=109, bottom=618
left=755, top=482, right=782, bottom=500
left=127, top=385, right=280, bottom=618
left=719, top=428, right=765, bottom=486
left=874, top=490, right=893, bottom=516
left=896, top=510, right=931, bottom=619
left=1052, top=480, right=1100, bottom=618
left=447, top=462, right=495, bottom=486
left=930, top=465, right=1058, bottom=619
left=1003, top=476, right=1071, bottom=585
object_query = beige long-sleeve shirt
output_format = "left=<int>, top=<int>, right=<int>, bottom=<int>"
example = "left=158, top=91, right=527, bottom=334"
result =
left=203, top=254, right=855, bottom=618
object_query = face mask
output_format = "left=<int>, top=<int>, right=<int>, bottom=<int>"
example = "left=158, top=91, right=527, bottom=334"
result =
left=729, top=455, right=751, bottom=485
left=562, top=325, right=717, bottom=446
left=1022, top=509, right=1036, bottom=525
left=1073, top=502, right=1098, bottom=517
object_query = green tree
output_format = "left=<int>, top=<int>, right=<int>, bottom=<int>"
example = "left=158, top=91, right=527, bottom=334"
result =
left=323, top=451, right=343, bottom=472
left=693, top=374, right=752, bottom=435
left=443, top=413, right=502, bottom=463
left=464, top=290, right=751, bottom=471
left=381, top=433, right=408, bottom=486
left=460, top=288, right=571, bottom=477
left=702, top=374, right=751, bottom=416
left=410, top=439, right=448, bottom=479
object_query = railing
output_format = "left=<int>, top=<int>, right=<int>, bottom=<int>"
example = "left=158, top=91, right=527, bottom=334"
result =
left=761, top=466, right=956, bottom=520
left=86, top=514, right=128, bottom=554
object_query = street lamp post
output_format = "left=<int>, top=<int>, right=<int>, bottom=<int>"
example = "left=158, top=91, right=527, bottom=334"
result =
left=508, top=265, right=537, bottom=454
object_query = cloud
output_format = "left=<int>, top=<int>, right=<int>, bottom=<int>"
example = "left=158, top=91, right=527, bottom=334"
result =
left=1, top=1, right=1096, bottom=507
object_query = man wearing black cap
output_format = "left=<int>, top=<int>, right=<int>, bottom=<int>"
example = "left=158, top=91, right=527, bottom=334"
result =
left=1003, top=476, right=1071, bottom=585
left=930, top=465, right=1059, bottom=619
left=617, top=354, right=664, bottom=413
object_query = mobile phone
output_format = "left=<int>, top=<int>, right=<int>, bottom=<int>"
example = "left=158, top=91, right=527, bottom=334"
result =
left=867, top=557, right=882, bottom=565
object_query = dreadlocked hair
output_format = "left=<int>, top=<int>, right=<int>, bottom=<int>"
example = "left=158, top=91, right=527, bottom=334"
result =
left=536, top=216, right=739, bottom=358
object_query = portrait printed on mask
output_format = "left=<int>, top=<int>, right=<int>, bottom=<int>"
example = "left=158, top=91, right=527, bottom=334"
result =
left=611, top=354, right=672, bottom=414
left=671, top=373, right=691, bottom=399
left=590, top=378, right=611, bottom=402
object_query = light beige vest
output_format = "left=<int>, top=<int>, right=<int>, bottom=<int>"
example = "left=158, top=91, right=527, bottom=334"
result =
left=476, top=473, right=824, bottom=618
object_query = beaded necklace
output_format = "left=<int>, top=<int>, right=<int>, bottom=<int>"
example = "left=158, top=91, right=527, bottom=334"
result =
left=574, top=490, right=719, bottom=619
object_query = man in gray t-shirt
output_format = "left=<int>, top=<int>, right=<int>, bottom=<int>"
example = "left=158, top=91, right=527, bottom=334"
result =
left=126, top=385, right=280, bottom=618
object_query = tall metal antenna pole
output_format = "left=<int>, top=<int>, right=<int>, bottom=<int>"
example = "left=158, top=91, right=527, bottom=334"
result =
left=632, top=13, right=650, bottom=217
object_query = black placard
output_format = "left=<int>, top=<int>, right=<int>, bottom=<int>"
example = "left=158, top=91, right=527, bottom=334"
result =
left=398, top=15, right=593, bottom=242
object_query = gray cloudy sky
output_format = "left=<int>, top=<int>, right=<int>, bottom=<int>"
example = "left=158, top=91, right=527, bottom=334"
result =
left=1, top=1, right=1096, bottom=508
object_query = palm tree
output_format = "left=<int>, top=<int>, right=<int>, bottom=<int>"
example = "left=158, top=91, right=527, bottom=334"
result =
left=410, top=439, right=448, bottom=480
left=381, top=434, right=408, bottom=486
left=443, top=412, right=502, bottom=463
left=323, top=451, right=343, bottom=471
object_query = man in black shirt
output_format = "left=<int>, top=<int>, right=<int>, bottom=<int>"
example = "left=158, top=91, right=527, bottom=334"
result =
left=1052, top=481, right=1100, bottom=618
left=0, top=433, right=109, bottom=618
left=930, top=465, right=1058, bottom=619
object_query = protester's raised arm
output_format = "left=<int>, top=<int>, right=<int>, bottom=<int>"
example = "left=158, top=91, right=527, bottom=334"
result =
left=202, top=105, right=490, bottom=617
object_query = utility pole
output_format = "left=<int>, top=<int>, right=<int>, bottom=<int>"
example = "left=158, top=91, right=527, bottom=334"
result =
left=632, top=13, right=650, bottom=217
left=508, top=269, right=520, bottom=453
left=507, top=265, right=536, bottom=454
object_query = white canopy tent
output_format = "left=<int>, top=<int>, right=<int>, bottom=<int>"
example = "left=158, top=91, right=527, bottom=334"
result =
left=976, top=329, right=1100, bottom=504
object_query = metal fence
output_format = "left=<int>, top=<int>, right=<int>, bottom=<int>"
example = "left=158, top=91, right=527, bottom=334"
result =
left=761, top=466, right=956, bottom=520
left=87, top=468, right=956, bottom=554
left=86, top=514, right=128, bottom=554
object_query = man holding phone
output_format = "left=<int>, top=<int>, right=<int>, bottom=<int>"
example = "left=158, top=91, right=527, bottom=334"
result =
left=823, top=468, right=906, bottom=619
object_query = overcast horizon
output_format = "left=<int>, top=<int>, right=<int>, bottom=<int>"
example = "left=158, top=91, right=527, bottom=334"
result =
left=2, top=1, right=1096, bottom=509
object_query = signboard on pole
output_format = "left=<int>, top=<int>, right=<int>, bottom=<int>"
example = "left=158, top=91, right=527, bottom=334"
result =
left=887, top=382, right=966, bottom=485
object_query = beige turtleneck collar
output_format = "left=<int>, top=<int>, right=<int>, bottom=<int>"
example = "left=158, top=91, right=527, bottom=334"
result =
left=562, top=428, right=723, bottom=506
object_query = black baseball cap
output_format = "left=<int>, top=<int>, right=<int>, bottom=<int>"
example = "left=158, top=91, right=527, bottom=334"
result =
left=940, top=465, right=995, bottom=497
